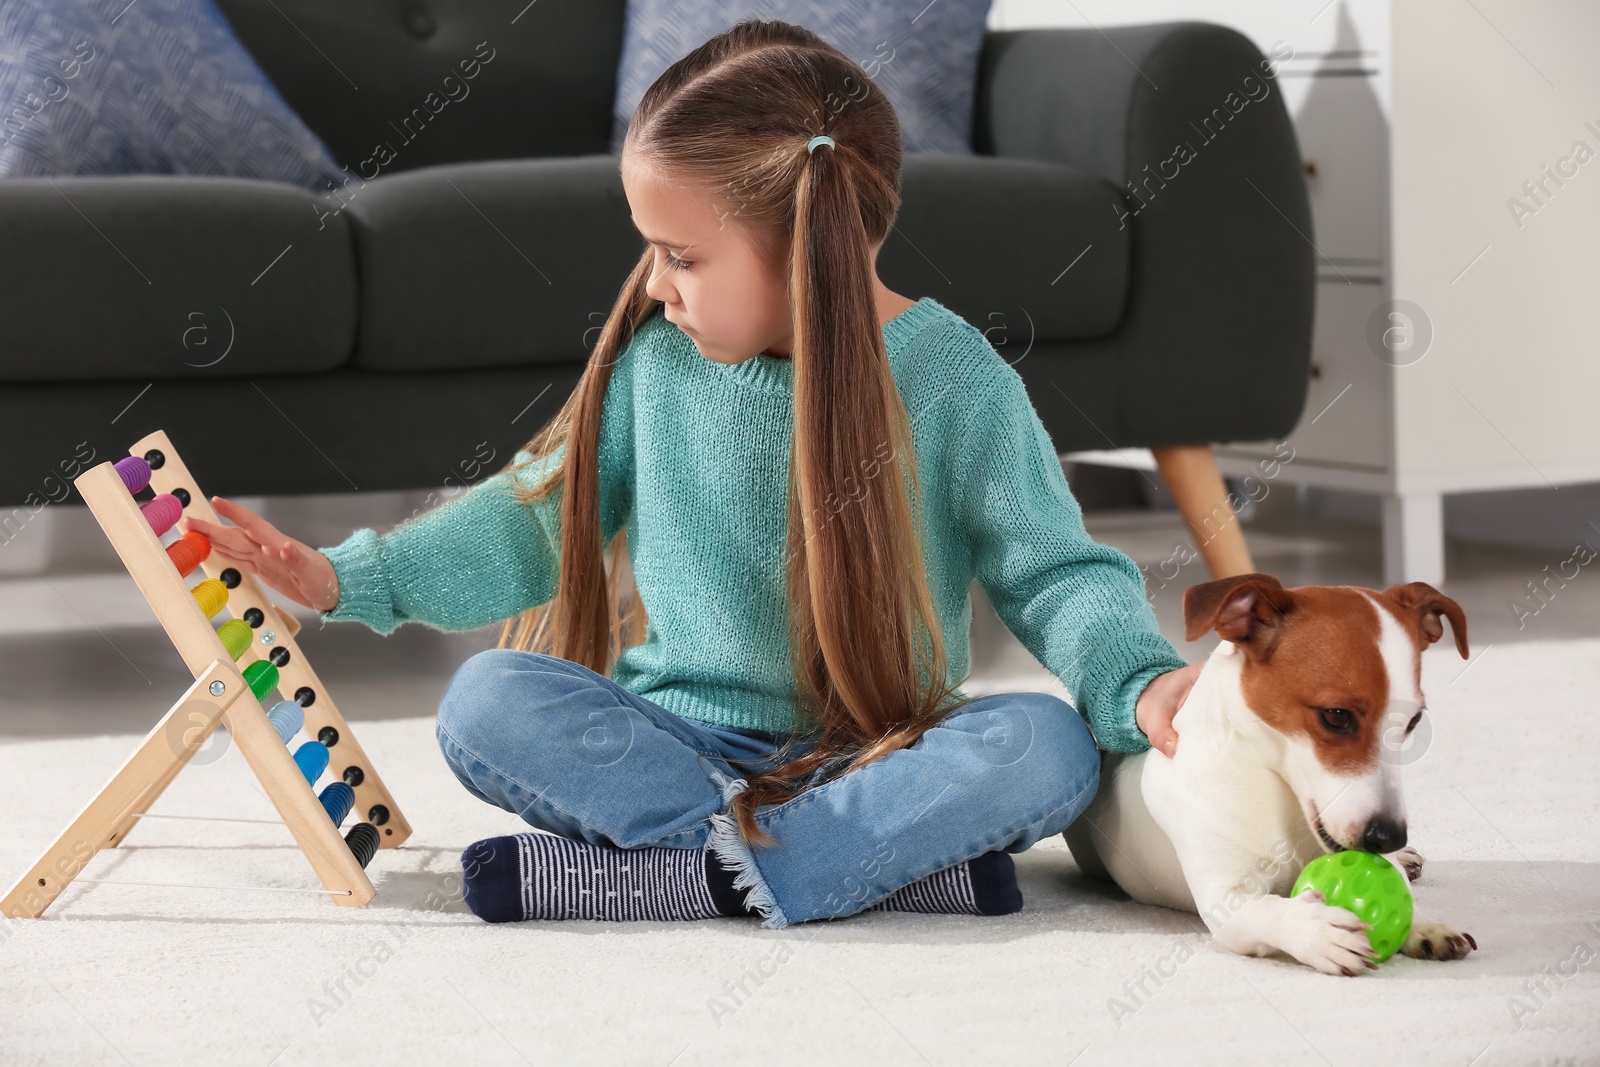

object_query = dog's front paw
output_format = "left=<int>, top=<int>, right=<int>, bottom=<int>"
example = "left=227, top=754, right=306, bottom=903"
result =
left=1285, top=890, right=1380, bottom=976
left=1386, top=845, right=1424, bottom=882
left=1402, top=916, right=1476, bottom=961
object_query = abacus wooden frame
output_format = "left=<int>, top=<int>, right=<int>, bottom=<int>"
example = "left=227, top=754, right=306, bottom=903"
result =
left=1, top=430, right=412, bottom=918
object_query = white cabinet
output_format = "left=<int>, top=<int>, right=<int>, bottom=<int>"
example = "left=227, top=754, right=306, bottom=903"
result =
left=996, top=0, right=1600, bottom=584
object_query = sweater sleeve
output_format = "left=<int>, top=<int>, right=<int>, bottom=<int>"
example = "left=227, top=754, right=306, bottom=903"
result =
left=314, top=358, right=635, bottom=636
left=951, top=366, right=1190, bottom=753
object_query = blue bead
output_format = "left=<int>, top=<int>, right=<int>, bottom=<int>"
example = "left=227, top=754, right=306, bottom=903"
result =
left=293, top=740, right=329, bottom=785
left=266, top=700, right=304, bottom=745
left=319, top=781, right=355, bottom=826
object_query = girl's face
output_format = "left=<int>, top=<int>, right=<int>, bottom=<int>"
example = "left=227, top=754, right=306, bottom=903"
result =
left=621, top=154, right=792, bottom=364
left=622, top=153, right=899, bottom=364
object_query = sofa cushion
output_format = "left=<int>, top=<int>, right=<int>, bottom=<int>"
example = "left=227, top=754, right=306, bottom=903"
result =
left=344, top=157, right=637, bottom=373
left=884, top=153, right=1129, bottom=344
left=608, top=2, right=994, bottom=155
left=345, top=152, right=1127, bottom=373
left=0, top=0, right=345, bottom=190
left=0, top=176, right=357, bottom=381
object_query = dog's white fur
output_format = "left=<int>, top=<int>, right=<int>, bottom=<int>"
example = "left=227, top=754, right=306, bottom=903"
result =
left=1064, top=584, right=1476, bottom=976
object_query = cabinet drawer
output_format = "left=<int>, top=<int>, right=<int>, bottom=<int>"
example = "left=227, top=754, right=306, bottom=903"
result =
left=1291, top=73, right=1389, bottom=268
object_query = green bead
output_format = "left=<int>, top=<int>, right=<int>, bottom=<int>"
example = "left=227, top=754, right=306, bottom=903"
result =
left=242, top=659, right=279, bottom=701
left=1291, top=850, right=1413, bottom=962
left=216, top=619, right=252, bottom=661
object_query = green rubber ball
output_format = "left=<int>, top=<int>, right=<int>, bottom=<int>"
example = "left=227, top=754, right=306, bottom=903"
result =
left=1291, top=850, right=1413, bottom=962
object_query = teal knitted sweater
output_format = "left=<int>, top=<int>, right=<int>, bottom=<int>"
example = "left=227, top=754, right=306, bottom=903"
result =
left=316, top=297, right=1189, bottom=752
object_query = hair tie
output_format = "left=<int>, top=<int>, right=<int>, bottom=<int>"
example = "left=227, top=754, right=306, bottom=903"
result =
left=806, top=134, right=836, bottom=155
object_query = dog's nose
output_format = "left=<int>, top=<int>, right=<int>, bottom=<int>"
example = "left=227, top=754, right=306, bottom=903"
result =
left=1361, top=818, right=1407, bottom=854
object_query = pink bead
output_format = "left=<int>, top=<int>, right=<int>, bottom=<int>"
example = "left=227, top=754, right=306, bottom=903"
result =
left=140, top=493, right=183, bottom=536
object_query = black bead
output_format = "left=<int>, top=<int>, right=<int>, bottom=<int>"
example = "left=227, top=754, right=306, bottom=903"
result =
left=342, top=765, right=364, bottom=787
left=368, top=804, right=390, bottom=826
left=171, top=486, right=191, bottom=507
left=318, top=725, right=339, bottom=747
left=220, top=568, right=241, bottom=589
left=143, top=449, right=165, bottom=470
left=243, top=607, right=264, bottom=628
left=269, top=647, right=291, bottom=668
left=345, top=822, right=380, bottom=869
left=294, top=686, right=316, bottom=707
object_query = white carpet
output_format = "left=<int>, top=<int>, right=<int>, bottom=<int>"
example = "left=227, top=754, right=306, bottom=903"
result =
left=3, top=639, right=1598, bottom=1067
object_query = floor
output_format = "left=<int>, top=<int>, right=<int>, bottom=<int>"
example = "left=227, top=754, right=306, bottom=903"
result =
left=1, top=480, right=1596, bottom=1065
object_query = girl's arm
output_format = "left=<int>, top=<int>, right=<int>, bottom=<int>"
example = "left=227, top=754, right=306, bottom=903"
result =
left=318, top=367, right=636, bottom=636
left=315, top=446, right=627, bottom=635
left=952, top=366, right=1189, bottom=753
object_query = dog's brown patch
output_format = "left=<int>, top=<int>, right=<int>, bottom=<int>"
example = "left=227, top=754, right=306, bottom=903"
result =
left=1184, top=576, right=1394, bottom=774
left=1184, top=575, right=1470, bottom=775
left=1239, top=587, right=1391, bottom=775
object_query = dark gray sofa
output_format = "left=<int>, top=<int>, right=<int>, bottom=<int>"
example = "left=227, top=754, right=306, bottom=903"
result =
left=0, top=1, right=1312, bottom=534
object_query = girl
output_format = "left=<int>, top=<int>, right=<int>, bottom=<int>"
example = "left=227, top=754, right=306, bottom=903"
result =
left=184, top=19, right=1199, bottom=930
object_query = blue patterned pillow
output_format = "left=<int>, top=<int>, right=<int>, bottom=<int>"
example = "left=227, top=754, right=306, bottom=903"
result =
left=0, top=0, right=347, bottom=190
left=610, top=1, right=993, bottom=156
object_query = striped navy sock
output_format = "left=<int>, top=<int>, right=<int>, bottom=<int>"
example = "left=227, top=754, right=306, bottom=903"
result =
left=460, top=832, right=726, bottom=922
left=867, top=850, right=1023, bottom=917
left=460, top=833, right=1022, bottom=923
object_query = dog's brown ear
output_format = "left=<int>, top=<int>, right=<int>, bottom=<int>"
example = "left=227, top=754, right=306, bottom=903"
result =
left=1183, top=572, right=1296, bottom=649
left=1383, top=582, right=1469, bottom=659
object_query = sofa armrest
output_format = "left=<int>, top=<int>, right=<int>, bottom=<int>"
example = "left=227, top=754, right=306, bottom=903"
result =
left=974, top=22, right=1315, bottom=447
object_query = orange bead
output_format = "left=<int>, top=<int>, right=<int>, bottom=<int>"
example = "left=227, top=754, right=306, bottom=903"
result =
left=166, top=531, right=211, bottom=577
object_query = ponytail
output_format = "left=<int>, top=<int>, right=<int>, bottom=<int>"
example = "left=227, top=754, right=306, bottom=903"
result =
left=725, top=128, right=969, bottom=845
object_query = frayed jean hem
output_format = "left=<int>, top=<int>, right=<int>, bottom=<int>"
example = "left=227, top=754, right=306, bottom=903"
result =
left=703, top=767, right=790, bottom=930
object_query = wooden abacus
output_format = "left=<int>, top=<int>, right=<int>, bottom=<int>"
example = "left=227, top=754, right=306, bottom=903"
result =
left=2, top=430, right=411, bottom=918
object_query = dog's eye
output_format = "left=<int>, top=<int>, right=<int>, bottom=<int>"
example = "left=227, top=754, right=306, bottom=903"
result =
left=1318, top=707, right=1356, bottom=734
left=1407, top=710, right=1423, bottom=733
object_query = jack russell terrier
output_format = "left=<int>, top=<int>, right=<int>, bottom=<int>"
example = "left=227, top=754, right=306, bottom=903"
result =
left=1064, top=573, right=1478, bottom=976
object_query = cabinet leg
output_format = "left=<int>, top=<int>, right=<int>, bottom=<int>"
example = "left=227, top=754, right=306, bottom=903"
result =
left=1381, top=490, right=1444, bottom=586
left=1150, top=445, right=1255, bottom=579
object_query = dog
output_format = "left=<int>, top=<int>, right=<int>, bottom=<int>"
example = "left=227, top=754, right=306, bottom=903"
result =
left=1063, top=573, right=1477, bottom=976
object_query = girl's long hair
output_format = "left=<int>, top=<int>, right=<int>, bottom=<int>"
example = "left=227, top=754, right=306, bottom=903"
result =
left=495, top=18, right=973, bottom=846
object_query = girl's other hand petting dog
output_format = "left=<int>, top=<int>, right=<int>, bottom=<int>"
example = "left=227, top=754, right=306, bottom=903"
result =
left=1136, top=661, right=1201, bottom=758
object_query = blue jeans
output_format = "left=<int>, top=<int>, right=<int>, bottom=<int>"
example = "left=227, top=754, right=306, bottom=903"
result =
left=434, top=648, right=1101, bottom=929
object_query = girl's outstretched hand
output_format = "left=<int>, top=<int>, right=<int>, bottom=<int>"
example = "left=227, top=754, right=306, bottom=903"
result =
left=180, top=496, right=341, bottom=613
left=1135, top=661, right=1201, bottom=759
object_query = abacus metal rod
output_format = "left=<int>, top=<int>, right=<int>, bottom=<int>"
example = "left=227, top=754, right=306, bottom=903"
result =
left=73, top=877, right=353, bottom=896
left=127, top=812, right=287, bottom=825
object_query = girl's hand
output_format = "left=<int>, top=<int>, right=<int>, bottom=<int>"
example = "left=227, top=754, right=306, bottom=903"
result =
left=1135, top=662, right=1202, bottom=759
left=180, top=496, right=341, bottom=613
